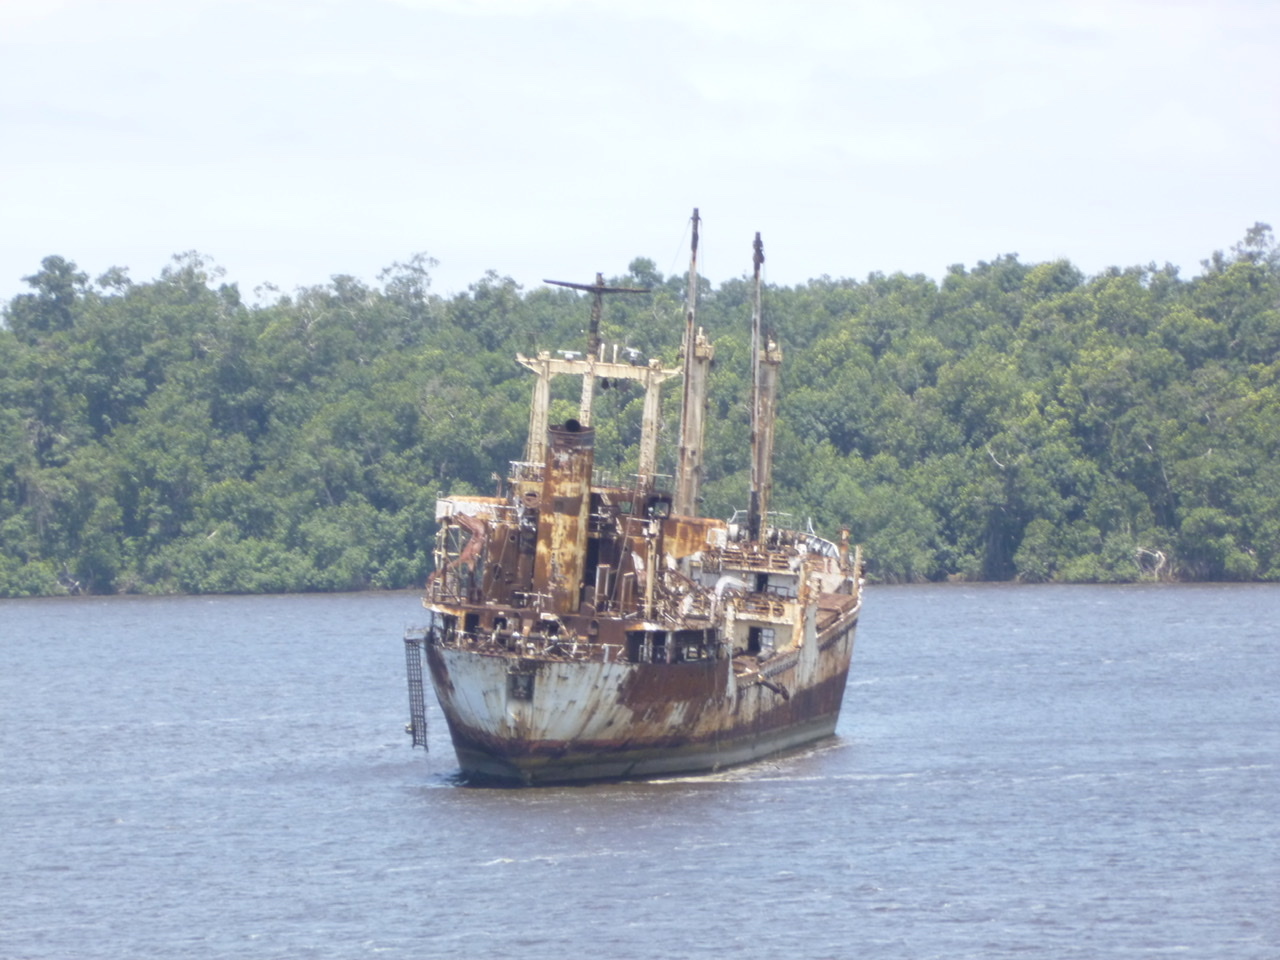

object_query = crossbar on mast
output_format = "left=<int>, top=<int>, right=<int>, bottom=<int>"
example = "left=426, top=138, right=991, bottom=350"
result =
left=544, top=273, right=648, bottom=426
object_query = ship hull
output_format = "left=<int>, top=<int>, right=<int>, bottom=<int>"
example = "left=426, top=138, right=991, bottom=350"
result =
left=448, top=709, right=844, bottom=784
left=425, top=613, right=858, bottom=785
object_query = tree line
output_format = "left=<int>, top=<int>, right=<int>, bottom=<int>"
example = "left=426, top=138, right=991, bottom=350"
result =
left=2, top=224, right=1277, bottom=596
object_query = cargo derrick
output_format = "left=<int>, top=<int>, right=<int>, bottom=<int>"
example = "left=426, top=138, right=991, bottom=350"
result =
left=408, top=212, right=863, bottom=784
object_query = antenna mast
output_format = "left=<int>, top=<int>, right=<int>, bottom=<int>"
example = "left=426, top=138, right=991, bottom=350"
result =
left=544, top=273, right=647, bottom=427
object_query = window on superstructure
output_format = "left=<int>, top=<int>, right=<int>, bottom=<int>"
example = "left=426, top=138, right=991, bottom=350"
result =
left=747, top=626, right=775, bottom=655
left=625, top=630, right=669, bottom=664
left=646, top=495, right=671, bottom=518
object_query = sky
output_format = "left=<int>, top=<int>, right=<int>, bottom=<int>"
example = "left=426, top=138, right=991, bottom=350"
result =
left=1, top=0, right=1277, bottom=304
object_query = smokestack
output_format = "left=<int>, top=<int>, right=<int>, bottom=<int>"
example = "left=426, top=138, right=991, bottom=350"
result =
left=533, top=419, right=595, bottom=615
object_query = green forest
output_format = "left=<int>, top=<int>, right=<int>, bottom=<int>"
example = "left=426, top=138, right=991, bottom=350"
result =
left=2, top=224, right=1278, bottom=597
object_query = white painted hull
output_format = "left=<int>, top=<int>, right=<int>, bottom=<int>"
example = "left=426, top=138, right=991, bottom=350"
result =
left=424, top=606, right=858, bottom=785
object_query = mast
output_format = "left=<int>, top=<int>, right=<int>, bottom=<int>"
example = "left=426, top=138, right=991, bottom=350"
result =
left=675, top=209, right=714, bottom=516
left=544, top=273, right=647, bottom=427
left=747, top=232, right=780, bottom=542
left=528, top=275, right=674, bottom=489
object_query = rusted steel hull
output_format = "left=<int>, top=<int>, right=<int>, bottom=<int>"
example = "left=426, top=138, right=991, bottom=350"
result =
left=449, top=710, right=844, bottom=784
left=423, top=609, right=859, bottom=785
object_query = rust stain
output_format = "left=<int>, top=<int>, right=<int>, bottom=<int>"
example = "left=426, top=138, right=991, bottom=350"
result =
left=617, top=659, right=725, bottom=705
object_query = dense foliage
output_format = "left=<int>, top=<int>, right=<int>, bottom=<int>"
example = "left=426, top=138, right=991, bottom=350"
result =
left=2, top=226, right=1278, bottom=596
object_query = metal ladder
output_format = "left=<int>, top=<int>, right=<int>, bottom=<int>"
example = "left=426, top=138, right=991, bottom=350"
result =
left=403, top=632, right=428, bottom=749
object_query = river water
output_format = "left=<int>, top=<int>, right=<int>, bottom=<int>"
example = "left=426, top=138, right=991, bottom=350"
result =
left=1, top=584, right=1275, bottom=959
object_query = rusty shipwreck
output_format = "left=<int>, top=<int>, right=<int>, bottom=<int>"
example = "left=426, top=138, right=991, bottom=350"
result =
left=403, top=212, right=864, bottom=784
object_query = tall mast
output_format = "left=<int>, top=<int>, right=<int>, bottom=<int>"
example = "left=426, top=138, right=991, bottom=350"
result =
left=747, top=232, right=780, bottom=542
left=675, top=208, right=713, bottom=516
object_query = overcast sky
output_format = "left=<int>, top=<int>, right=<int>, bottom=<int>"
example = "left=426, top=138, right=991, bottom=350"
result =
left=2, top=0, right=1276, bottom=304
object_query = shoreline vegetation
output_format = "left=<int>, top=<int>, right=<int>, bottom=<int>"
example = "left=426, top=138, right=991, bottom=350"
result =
left=2, top=225, right=1278, bottom=597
